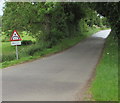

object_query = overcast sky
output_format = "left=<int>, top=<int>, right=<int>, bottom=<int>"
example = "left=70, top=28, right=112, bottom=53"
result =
left=0, top=0, right=5, bottom=16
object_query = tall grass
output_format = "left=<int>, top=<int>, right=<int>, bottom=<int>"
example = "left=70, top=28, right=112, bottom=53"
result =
left=91, top=31, right=118, bottom=101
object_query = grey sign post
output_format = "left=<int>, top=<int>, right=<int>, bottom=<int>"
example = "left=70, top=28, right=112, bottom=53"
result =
left=16, top=45, right=19, bottom=60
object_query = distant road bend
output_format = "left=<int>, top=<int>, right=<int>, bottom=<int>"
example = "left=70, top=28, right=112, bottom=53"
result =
left=3, top=30, right=111, bottom=101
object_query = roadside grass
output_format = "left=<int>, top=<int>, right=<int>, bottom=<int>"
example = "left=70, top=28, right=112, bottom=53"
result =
left=90, top=31, right=118, bottom=101
left=1, top=27, right=104, bottom=68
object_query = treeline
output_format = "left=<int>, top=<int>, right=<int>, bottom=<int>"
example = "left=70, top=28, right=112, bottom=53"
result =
left=2, top=2, right=109, bottom=46
left=92, top=2, right=120, bottom=39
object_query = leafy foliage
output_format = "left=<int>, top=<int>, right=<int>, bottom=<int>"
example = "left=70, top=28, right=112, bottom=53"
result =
left=2, top=2, right=109, bottom=46
left=21, top=40, right=33, bottom=45
left=92, top=2, right=120, bottom=39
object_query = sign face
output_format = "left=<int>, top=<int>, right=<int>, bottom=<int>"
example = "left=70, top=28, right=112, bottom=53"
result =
left=10, top=30, right=22, bottom=41
left=11, top=41, right=21, bottom=46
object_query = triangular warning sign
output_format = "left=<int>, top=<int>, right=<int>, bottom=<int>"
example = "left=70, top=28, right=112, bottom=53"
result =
left=10, top=30, right=22, bottom=41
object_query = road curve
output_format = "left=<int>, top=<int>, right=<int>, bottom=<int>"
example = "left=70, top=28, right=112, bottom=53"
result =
left=2, top=30, right=111, bottom=101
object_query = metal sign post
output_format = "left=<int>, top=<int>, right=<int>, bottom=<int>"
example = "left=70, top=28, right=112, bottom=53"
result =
left=16, top=45, right=19, bottom=60
left=10, top=30, right=22, bottom=60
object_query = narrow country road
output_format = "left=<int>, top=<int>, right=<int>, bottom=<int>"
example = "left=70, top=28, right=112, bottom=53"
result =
left=2, top=30, right=111, bottom=101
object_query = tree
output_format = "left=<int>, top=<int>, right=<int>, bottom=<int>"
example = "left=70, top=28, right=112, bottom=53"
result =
left=2, top=2, right=90, bottom=43
left=2, top=2, right=114, bottom=46
left=92, top=2, right=120, bottom=38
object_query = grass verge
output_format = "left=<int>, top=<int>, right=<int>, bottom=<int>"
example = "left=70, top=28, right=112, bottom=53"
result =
left=90, top=31, right=118, bottom=101
left=1, top=28, right=104, bottom=68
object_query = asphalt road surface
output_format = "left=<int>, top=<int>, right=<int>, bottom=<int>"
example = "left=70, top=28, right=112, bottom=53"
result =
left=2, top=30, right=111, bottom=101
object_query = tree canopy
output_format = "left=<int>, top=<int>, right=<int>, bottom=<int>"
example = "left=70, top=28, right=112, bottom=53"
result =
left=93, top=2, right=120, bottom=38
left=2, top=2, right=119, bottom=45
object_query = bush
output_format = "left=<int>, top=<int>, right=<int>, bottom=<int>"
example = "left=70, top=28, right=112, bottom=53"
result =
left=19, top=42, right=49, bottom=57
left=1, top=36, right=10, bottom=42
left=79, top=19, right=89, bottom=33
left=27, top=45, right=42, bottom=56
left=2, top=53, right=16, bottom=62
left=21, top=40, right=33, bottom=45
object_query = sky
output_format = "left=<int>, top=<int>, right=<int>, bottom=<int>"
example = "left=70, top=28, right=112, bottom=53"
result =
left=0, top=0, right=5, bottom=16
